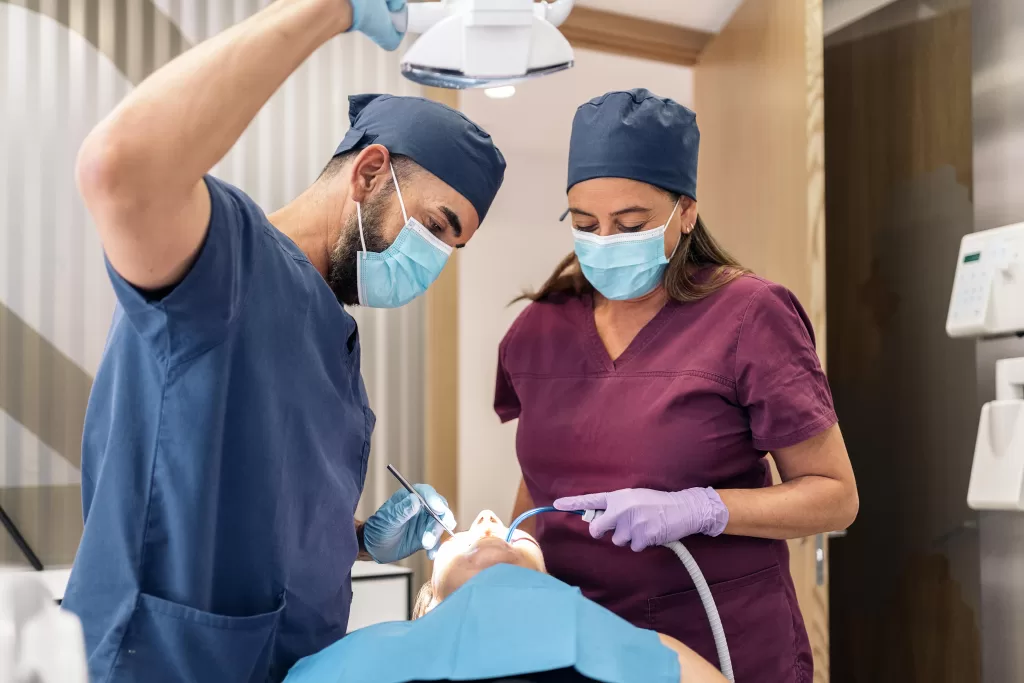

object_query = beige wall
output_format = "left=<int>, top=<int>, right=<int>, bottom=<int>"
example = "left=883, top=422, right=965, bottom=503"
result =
left=455, top=49, right=694, bottom=525
left=694, top=0, right=829, bottom=677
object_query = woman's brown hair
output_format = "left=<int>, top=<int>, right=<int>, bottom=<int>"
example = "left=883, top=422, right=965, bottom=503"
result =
left=518, top=195, right=747, bottom=304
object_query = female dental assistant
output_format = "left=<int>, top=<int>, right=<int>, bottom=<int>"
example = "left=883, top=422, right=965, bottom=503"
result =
left=496, top=89, right=858, bottom=683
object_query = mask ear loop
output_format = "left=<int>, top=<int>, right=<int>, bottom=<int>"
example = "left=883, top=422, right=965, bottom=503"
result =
left=357, top=160, right=408, bottom=254
left=356, top=202, right=367, bottom=254
left=389, top=162, right=410, bottom=224
left=355, top=201, right=368, bottom=306
left=666, top=199, right=683, bottom=260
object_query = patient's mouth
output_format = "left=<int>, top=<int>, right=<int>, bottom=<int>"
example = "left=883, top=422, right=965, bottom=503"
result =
left=467, top=535, right=519, bottom=562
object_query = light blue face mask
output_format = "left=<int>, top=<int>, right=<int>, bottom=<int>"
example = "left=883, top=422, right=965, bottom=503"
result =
left=572, top=200, right=681, bottom=301
left=357, top=164, right=453, bottom=309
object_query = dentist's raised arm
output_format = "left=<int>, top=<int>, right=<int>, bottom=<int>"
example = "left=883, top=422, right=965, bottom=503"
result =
left=75, top=0, right=405, bottom=292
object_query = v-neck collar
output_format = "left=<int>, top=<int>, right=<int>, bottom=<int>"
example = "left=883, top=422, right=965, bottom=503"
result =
left=578, top=293, right=677, bottom=372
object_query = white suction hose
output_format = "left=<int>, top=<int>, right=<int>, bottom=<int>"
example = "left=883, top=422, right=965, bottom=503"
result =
left=579, top=509, right=734, bottom=681
left=662, top=541, right=734, bottom=682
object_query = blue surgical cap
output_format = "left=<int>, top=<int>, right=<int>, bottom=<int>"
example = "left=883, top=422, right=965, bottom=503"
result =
left=567, top=88, right=699, bottom=201
left=334, top=94, right=506, bottom=223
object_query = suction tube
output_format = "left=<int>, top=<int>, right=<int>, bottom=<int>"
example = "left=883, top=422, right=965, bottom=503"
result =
left=506, top=506, right=583, bottom=542
left=663, top=540, right=734, bottom=682
left=507, top=507, right=734, bottom=682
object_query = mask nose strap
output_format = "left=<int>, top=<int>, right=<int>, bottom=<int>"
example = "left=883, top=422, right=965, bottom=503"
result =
left=390, top=162, right=409, bottom=224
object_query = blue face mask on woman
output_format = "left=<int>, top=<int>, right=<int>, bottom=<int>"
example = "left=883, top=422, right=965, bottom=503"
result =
left=356, top=164, right=453, bottom=309
left=572, top=200, right=681, bottom=301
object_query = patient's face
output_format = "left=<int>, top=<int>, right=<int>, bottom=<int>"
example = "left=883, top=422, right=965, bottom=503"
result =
left=431, top=510, right=546, bottom=602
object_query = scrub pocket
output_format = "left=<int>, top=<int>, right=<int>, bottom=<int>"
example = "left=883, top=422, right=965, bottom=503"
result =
left=110, top=592, right=285, bottom=683
left=648, top=565, right=801, bottom=683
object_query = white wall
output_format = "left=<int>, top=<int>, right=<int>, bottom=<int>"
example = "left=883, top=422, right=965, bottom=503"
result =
left=456, top=49, right=694, bottom=523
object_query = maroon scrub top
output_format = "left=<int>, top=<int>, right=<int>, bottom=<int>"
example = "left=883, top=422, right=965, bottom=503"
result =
left=494, top=274, right=837, bottom=683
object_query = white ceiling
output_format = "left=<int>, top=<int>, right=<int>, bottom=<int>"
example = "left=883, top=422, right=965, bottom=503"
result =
left=575, top=0, right=746, bottom=33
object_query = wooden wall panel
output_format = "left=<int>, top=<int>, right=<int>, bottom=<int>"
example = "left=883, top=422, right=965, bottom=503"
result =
left=824, top=9, right=979, bottom=683
left=695, top=0, right=829, bottom=679
left=558, top=6, right=712, bottom=67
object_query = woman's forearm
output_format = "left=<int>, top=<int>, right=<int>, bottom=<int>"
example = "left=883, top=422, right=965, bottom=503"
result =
left=717, top=475, right=858, bottom=540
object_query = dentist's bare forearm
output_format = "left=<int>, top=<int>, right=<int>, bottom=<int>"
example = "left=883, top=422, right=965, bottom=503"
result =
left=83, top=0, right=350, bottom=197
left=77, top=0, right=353, bottom=288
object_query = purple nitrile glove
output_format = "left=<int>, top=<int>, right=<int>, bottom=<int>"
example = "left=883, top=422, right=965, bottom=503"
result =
left=553, top=488, right=730, bottom=552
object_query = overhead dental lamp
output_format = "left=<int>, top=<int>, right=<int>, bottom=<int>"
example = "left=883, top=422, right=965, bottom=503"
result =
left=392, top=0, right=576, bottom=90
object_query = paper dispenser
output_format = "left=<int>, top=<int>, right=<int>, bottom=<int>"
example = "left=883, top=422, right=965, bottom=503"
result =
left=967, top=357, right=1024, bottom=511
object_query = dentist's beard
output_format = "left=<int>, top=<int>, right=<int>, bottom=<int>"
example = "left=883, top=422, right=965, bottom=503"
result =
left=327, top=190, right=392, bottom=306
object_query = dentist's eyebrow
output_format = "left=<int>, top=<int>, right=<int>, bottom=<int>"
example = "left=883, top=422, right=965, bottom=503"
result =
left=440, top=206, right=463, bottom=240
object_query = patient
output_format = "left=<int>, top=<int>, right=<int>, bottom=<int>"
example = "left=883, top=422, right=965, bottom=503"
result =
left=410, top=509, right=547, bottom=617
left=284, top=511, right=727, bottom=683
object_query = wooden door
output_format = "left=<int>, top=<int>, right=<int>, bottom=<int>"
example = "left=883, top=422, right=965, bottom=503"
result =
left=694, top=0, right=830, bottom=680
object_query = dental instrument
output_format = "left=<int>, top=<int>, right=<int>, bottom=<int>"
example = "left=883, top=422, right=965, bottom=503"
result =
left=507, top=506, right=735, bottom=683
left=386, top=464, right=456, bottom=537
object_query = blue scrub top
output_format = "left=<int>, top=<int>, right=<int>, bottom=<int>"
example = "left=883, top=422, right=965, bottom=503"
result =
left=62, top=176, right=375, bottom=683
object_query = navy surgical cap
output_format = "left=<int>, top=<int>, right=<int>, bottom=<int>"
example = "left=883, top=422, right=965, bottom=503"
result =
left=334, top=94, right=506, bottom=222
left=567, top=88, right=699, bottom=201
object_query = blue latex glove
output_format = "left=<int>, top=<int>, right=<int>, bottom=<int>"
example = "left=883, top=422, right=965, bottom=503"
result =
left=364, top=484, right=455, bottom=563
left=349, top=0, right=407, bottom=51
left=554, top=487, right=730, bottom=552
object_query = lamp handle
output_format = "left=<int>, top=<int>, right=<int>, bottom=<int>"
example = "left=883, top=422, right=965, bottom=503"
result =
left=402, top=1, right=452, bottom=34
left=534, top=0, right=574, bottom=27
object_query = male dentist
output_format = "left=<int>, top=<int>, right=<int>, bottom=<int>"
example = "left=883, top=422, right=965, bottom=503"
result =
left=61, top=1, right=506, bottom=681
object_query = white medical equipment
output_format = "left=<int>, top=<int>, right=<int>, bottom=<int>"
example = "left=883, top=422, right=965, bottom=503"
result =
left=391, top=0, right=575, bottom=89
left=946, top=222, right=1024, bottom=511
left=0, top=575, right=88, bottom=683
left=507, top=507, right=735, bottom=682
left=945, top=222, right=1024, bottom=339
left=349, top=561, right=414, bottom=630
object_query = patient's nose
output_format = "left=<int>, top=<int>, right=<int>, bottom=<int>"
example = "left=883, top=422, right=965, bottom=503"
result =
left=471, top=510, right=503, bottom=535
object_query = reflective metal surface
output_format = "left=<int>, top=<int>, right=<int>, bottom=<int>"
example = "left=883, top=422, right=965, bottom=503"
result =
left=400, top=61, right=574, bottom=90
left=973, top=0, right=1024, bottom=679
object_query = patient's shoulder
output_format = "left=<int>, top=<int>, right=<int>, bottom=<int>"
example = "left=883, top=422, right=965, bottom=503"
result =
left=656, top=634, right=728, bottom=683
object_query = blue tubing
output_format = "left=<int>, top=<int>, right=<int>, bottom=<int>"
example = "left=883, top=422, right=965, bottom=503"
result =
left=505, top=506, right=584, bottom=542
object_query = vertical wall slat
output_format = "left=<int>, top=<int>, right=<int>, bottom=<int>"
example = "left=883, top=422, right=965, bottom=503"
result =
left=1, top=0, right=431, bottom=572
left=0, top=0, right=11, bottom=508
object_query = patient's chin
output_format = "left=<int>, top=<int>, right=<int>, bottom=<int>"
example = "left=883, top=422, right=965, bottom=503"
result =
left=435, top=542, right=545, bottom=601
